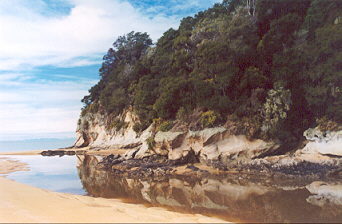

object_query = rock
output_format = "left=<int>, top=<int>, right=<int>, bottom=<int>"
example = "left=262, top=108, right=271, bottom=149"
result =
left=41, top=150, right=76, bottom=156
left=154, top=168, right=166, bottom=176
left=74, top=107, right=142, bottom=149
left=122, top=148, right=139, bottom=160
left=170, top=148, right=200, bottom=165
left=186, top=165, right=199, bottom=171
left=132, top=124, right=155, bottom=159
left=65, top=151, right=76, bottom=155
left=303, top=127, right=342, bottom=156
left=75, top=107, right=279, bottom=165
left=306, top=181, right=342, bottom=206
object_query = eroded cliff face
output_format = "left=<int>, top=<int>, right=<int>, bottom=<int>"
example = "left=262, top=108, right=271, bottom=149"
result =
left=74, top=108, right=141, bottom=149
left=74, top=108, right=342, bottom=171
left=74, top=109, right=278, bottom=164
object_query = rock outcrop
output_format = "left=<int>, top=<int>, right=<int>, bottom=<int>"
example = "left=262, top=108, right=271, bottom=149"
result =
left=75, top=108, right=142, bottom=149
left=74, top=109, right=278, bottom=165
left=74, top=109, right=342, bottom=178
left=301, top=127, right=342, bottom=156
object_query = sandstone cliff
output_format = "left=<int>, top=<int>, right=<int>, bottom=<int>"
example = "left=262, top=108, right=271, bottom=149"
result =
left=74, top=109, right=342, bottom=175
left=74, top=108, right=279, bottom=164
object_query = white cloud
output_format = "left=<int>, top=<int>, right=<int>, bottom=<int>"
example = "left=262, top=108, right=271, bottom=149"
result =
left=0, top=0, right=181, bottom=71
left=0, top=72, right=97, bottom=139
left=0, top=0, right=221, bottom=141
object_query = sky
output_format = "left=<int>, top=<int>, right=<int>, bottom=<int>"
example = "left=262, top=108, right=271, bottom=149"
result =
left=0, top=0, right=221, bottom=141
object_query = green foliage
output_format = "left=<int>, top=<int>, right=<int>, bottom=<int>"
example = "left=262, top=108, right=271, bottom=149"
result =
left=262, top=87, right=292, bottom=131
left=176, top=107, right=187, bottom=121
left=146, top=137, right=155, bottom=150
left=236, top=116, right=263, bottom=140
left=84, top=121, right=89, bottom=130
left=109, top=118, right=128, bottom=131
left=79, top=0, right=342, bottom=145
left=159, top=121, right=173, bottom=132
left=81, top=107, right=88, bottom=116
left=89, top=103, right=99, bottom=114
left=201, top=110, right=221, bottom=128
left=316, top=117, right=340, bottom=133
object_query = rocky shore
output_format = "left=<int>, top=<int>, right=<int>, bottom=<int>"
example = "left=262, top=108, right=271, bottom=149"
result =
left=73, top=109, right=342, bottom=180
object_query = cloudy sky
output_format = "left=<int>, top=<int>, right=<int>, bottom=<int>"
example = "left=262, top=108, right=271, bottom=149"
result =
left=0, top=0, right=221, bottom=141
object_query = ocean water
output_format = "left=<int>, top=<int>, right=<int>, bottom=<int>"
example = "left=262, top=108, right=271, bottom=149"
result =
left=0, top=138, right=76, bottom=152
left=1, top=153, right=341, bottom=222
left=3, top=155, right=86, bottom=195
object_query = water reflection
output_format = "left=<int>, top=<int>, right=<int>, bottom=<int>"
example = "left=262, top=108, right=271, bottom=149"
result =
left=77, top=155, right=342, bottom=223
left=5, top=155, right=86, bottom=195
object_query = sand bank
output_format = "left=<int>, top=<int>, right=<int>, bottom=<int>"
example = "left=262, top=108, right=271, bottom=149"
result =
left=0, top=147, right=125, bottom=156
left=0, top=155, right=230, bottom=223
left=0, top=157, right=29, bottom=175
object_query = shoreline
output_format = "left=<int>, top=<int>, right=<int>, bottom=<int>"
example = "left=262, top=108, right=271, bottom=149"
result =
left=0, top=147, right=126, bottom=156
left=0, top=149, right=230, bottom=223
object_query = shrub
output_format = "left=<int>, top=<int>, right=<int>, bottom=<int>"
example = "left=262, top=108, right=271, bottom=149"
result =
left=153, top=117, right=163, bottom=125
left=81, top=107, right=88, bottom=116
left=201, top=110, right=221, bottom=128
left=133, top=122, right=150, bottom=133
left=159, top=121, right=173, bottom=132
left=133, top=123, right=142, bottom=133
left=89, top=103, right=99, bottom=114
left=176, top=107, right=187, bottom=121
left=316, top=116, right=340, bottom=133
left=147, top=137, right=155, bottom=149
left=84, top=121, right=89, bottom=129
left=261, top=87, right=292, bottom=133
left=109, top=118, right=127, bottom=131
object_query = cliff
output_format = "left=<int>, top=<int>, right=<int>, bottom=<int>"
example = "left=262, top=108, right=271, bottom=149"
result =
left=74, top=108, right=342, bottom=178
left=74, top=108, right=279, bottom=164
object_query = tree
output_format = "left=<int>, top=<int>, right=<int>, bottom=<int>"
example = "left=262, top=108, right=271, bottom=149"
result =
left=243, top=0, right=258, bottom=16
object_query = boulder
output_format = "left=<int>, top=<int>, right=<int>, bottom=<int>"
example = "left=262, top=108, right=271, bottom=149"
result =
left=302, top=127, right=342, bottom=156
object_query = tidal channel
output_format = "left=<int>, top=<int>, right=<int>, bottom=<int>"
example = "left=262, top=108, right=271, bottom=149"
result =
left=3, top=154, right=342, bottom=223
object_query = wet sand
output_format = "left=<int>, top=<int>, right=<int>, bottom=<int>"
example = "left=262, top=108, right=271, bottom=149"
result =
left=0, top=150, right=230, bottom=223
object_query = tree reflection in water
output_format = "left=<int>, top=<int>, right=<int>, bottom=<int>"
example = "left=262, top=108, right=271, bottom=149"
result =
left=77, top=155, right=342, bottom=223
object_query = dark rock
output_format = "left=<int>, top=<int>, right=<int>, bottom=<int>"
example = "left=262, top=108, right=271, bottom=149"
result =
left=327, top=168, right=342, bottom=178
left=170, top=148, right=199, bottom=166
left=65, top=151, right=76, bottom=155
left=186, top=165, right=199, bottom=171
left=41, top=150, right=73, bottom=157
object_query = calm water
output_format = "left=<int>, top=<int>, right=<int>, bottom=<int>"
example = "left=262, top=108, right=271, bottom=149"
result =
left=0, top=138, right=76, bottom=152
left=3, top=155, right=86, bottom=195
left=2, top=154, right=342, bottom=223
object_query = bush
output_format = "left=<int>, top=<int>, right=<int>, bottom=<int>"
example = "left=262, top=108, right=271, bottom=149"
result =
left=81, top=107, right=88, bottom=116
left=109, top=118, right=127, bottom=131
left=201, top=110, right=221, bottom=128
left=133, top=122, right=150, bottom=133
left=84, top=121, right=89, bottom=129
left=89, top=103, right=99, bottom=114
left=316, top=116, right=340, bottom=133
left=159, top=121, right=173, bottom=132
left=147, top=137, right=155, bottom=149
left=176, top=107, right=187, bottom=121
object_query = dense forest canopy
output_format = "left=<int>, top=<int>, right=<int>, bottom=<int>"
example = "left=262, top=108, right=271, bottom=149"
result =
left=81, top=0, right=342, bottom=144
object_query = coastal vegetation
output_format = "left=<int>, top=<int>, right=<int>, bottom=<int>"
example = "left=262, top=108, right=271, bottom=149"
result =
left=81, top=0, right=342, bottom=148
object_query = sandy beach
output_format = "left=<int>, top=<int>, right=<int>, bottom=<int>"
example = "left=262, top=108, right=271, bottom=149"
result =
left=0, top=150, right=230, bottom=223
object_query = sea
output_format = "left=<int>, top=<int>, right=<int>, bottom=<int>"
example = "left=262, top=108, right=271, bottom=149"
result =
left=0, top=138, right=76, bottom=152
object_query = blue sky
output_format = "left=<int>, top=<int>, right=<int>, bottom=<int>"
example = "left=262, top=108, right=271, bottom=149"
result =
left=0, top=0, right=221, bottom=141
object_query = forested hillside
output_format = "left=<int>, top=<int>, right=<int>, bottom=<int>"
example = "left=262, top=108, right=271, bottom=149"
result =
left=80, top=0, right=342, bottom=144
